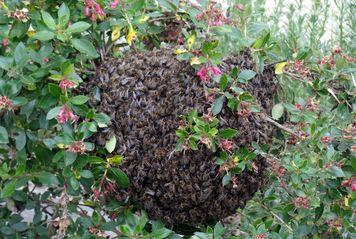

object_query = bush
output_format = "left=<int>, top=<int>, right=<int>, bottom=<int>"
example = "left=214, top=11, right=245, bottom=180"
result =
left=0, top=0, right=354, bottom=238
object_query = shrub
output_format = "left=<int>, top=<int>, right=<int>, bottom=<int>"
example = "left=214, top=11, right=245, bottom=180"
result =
left=0, top=0, right=354, bottom=238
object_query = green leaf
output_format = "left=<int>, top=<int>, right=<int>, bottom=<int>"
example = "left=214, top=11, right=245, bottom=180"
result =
left=231, top=67, right=238, bottom=78
left=70, top=95, right=89, bottom=105
left=107, top=155, right=123, bottom=165
left=213, top=222, right=226, bottom=239
left=237, top=70, right=256, bottom=83
left=105, top=136, right=117, bottom=153
left=0, top=126, right=9, bottom=144
left=109, top=168, right=130, bottom=188
left=219, top=74, right=228, bottom=91
left=0, top=180, right=17, bottom=198
left=65, top=152, right=77, bottom=166
left=71, top=38, right=99, bottom=58
left=42, top=11, right=56, bottom=30
left=11, top=97, right=27, bottom=106
left=46, top=106, right=61, bottom=120
left=67, top=21, right=91, bottom=34
left=296, top=47, right=310, bottom=60
left=70, top=176, right=79, bottom=190
left=37, top=172, right=59, bottom=186
left=14, top=131, right=26, bottom=150
left=219, top=128, right=238, bottom=139
left=271, top=103, right=284, bottom=120
left=150, top=228, right=172, bottom=239
left=211, top=95, right=225, bottom=115
left=222, top=173, right=231, bottom=186
left=0, top=56, right=12, bottom=70
left=14, top=42, right=28, bottom=64
left=189, top=138, right=198, bottom=150
left=48, top=83, right=61, bottom=97
left=93, top=113, right=110, bottom=125
left=329, top=166, right=345, bottom=177
left=176, top=129, right=189, bottom=138
left=32, top=31, right=55, bottom=41
left=58, top=3, right=70, bottom=28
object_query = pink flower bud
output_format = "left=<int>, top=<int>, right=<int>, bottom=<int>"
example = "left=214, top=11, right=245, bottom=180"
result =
left=59, top=79, right=76, bottom=91
left=235, top=4, right=245, bottom=11
left=57, top=106, right=78, bottom=124
left=2, top=38, right=9, bottom=47
left=0, top=96, right=13, bottom=110
left=85, top=6, right=90, bottom=16
left=210, top=65, right=222, bottom=76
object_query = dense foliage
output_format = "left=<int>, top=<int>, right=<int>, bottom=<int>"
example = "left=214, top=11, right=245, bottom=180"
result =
left=0, top=0, right=354, bottom=238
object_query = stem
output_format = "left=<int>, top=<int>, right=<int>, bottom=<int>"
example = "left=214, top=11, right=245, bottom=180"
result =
left=261, top=204, right=294, bottom=233
left=262, top=115, right=301, bottom=138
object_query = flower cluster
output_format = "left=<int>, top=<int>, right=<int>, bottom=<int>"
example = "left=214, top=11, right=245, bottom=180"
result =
left=253, top=234, right=266, bottom=239
left=0, top=96, right=13, bottom=111
left=321, top=136, right=331, bottom=144
left=9, top=8, right=28, bottom=22
left=318, top=46, right=356, bottom=68
left=2, top=38, right=8, bottom=47
left=57, top=106, right=78, bottom=124
left=293, top=60, right=309, bottom=76
left=218, top=139, right=235, bottom=152
left=294, top=196, right=310, bottom=209
left=196, top=1, right=228, bottom=26
left=267, top=157, right=286, bottom=177
left=197, top=65, right=222, bottom=82
left=341, top=178, right=356, bottom=191
left=85, top=0, right=106, bottom=22
left=327, top=219, right=342, bottom=232
left=110, top=0, right=120, bottom=9
left=59, top=79, right=76, bottom=91
left=67, top=141, right=86, bottom=154
left=235, top=4, right=245, bottom=12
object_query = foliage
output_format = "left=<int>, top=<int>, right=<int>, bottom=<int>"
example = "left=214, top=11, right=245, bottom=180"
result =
left=0, top=0, right=354, bottom=238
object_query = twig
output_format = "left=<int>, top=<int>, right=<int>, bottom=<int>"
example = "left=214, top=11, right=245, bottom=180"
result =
left=261, top=204, right=294, bottom=233
left=265, top=59, right=288, bottom=67
left=262, top=115, right=301, bottom=138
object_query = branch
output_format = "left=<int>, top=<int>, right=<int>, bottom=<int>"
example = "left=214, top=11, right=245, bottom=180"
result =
left=262, top=115, right=301, bottom=138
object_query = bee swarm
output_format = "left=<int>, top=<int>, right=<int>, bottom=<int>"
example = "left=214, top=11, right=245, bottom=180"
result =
left=83, top=47, right=276, bottom=226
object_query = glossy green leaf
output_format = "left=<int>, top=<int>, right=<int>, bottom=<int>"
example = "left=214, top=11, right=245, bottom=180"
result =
left=211, top=95, right=225, bottom=115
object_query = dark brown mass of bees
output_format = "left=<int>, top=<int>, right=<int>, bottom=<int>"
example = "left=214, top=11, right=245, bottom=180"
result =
left=82, top=47, right=276, bottom=226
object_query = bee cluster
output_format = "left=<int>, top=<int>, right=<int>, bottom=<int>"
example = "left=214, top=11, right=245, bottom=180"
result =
left=82, top=47, right=276, bottom=226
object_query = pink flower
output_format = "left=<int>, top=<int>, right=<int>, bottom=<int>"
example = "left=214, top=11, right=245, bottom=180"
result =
left=321, top=136, right=331, bottom=144
left=197, top=65, right=222, bottom=83
left=235, top=4, right=245, bottom=11
left=110, top=0, right=120, bottom=9
left=295, top=103, right=302, bottom=110
left=352, top=180, right=356, bottom=191
left=85, top=6, right=90, bottom=16
left=251, top=162, right=259, bottom=173
left=2, top=38, right=8, bottom=47
left=43, top=57, right=49, bottom=63
left=197, top=66, right=209, bottom=82
left=59, top=79, right=76, bottom=91
left=342, top=178, right=356, bottom=191
left=92, top=187, right=100, bottom=200
left=218, top=139, right=235, bottom=152
left=333, top=46, right=342, bottom=54
left=211, top=65, right=222, bottom=75
left=0, top=96, right=13, bottom=110
left=67, top=141, right=86, bottom=154
left=253, top=234, right=266, bottom=239
left=84, top=0, right=106, bottom=21
left=196, top=2, right=228, bottom=26
left=294, top=196, right=310, bottom=209
left=57, top=106, right=78, bottom=124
